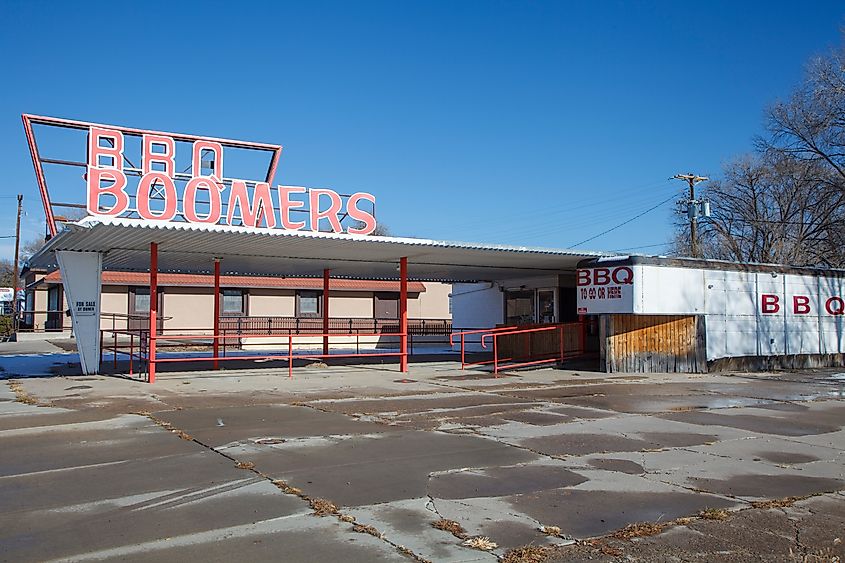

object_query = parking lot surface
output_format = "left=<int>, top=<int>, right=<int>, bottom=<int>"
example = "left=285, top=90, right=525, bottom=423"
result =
left=1, top=357, right=844, bottom=562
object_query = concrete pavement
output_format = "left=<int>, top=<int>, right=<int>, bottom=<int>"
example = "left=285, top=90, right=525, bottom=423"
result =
left=1, top=357, right=844, bottom=561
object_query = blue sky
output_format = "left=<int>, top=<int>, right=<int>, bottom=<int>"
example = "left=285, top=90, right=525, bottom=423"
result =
left=1, top=0, right=843, bottom=261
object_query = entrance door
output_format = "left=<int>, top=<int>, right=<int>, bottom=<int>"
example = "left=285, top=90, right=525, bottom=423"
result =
left=128, top=287, right=163, bottom=331
left=537, top=289, right=556, bottom=324
left=46, top=285, right=63, bottom=331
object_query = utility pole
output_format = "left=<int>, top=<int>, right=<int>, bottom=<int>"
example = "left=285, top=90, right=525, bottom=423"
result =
left=673, top=173, right=709, bottom=258
left=12, top=194, right=22, bottom=332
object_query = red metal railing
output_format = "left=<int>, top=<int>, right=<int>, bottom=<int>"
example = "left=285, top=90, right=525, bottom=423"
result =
left=99, top=327, right=408, bottom=382
left=450, top=325, right=521, bottom=369
left=452, top=322, right=587, bottom=375
left=151, top=331, right=407, bottom=380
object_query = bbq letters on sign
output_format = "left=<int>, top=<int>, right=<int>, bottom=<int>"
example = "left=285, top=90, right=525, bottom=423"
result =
left=86, top=127, right=377, bottom=235
left=576, top=266, right=636, bottom=314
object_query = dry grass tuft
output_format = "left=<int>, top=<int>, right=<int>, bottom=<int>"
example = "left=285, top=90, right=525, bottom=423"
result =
left=432, top=519, right=468, bottom=539
left=599, top=544, right=624, bottom=557
left=540, top=525, right=562, bottom=537
left=462, top=536, right=498, bottom=551
left=271, top=480, right=303, bottom=496
left=792, top=546, right=842, bottom=562
left=396, top=545, right=432, bottom=563
left=339, top=514, right=355, bottom=523
left=752, top=496, right=804, bottom=509
left=306, top=361, right=328, bottom=369
left=502, top=545, right=552, bottom=563
left=674, top=517, right=695, bottom=526
left=140, top=413, right=193, bottom=441
left=352, top=523, right=382, bottom=538
left=310, top=498, right=339, bottom=516
left=9, top=381, right=40, bottom=405
left=234, top=461, right=256, bottom=470
left=698, top=507, right=730, bottom=520
left=611, top=522, right=666, bottom=540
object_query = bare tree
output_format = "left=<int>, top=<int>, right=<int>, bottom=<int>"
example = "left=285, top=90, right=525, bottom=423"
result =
left=349, top=220, right=392, bottom=237
left=670, top=36, right=845, bottom=266
left=673, top=155, right=845, bottom=266
left=0, top=259, right=14, bottom=287
left=761, top=41, right=845, bottom=189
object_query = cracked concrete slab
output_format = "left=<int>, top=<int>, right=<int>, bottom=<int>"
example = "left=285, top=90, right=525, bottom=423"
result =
left=345, top=497, right=498, bottom=562
left=2, top=364, right=845, bottom=561
left=221, top=429, right=537, bottom=506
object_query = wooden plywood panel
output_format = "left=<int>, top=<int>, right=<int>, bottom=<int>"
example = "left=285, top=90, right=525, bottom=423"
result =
left=606, top=314, right=705, bottom=373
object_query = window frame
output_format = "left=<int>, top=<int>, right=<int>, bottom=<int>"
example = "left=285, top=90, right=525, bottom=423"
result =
left=220, top=288, right=247, bottom=317
left=295, top=290, right=323, bottom=318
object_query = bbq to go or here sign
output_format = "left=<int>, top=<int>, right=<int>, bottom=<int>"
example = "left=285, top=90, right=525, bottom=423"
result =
left=576, top=266, right=636, bottom=314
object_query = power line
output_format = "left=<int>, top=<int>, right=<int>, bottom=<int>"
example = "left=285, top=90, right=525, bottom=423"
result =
left=611, top=242, right=670, bottom=252
left=569, top=192, right=679, bottom=248
left=500, top=190, right=682, bottom=241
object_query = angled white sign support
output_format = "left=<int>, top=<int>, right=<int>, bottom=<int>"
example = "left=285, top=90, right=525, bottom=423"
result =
left=55, top=251, right=102, bottom=374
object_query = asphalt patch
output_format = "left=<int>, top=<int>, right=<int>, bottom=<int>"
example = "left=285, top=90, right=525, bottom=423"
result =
left=690, top=474, right=844, bottom=498
left=428, top=464, right=588, bottom=499
left=509, top=489, right=736, bottom=538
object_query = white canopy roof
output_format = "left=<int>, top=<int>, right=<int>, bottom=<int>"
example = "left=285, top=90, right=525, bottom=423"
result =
left=28, top=217, right=609, bottom=282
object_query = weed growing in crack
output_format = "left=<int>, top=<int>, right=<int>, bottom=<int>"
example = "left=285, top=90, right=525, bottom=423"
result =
left=339, top=514, right=355, bottom=523
left=432, top=519, right=468, bottom=539
left=674, top=517, right=695, bottom=526
left=462, top=536, right=497, bottom=551
left=271, top=480, right=303, bottom=496
left=540, top=525, right=562, bottom=537
left=235, top=461, right=256, bottom=470
left=310, top=498, right=339, bottom=516
left=611, top=522, right=666, bottom=540
left=791, top=546, right=841, bottom=562
left=502, top=545, right=552, bottom=562
left=353, top=523, right=382, bottom=538
left=698, top=507, right=730, bottom=520
left=599, top=544, right=624, bottom=557
left=9, top=381, right=42, bottom=406
left=752, top=496, right=805, bottom=509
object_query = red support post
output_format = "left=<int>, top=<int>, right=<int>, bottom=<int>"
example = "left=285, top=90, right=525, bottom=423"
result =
left=400, top=257, right=408, bottom=372
left=323, top=269, right=330, bottom=356
left=493, top=335, right=499, bottom=376
left=213, top=259, right=221, bottom=369
left=149, top=242, right=158, bottom=384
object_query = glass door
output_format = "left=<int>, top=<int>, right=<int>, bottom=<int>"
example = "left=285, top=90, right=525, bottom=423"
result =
left=537, top=289, right=556, bottom=324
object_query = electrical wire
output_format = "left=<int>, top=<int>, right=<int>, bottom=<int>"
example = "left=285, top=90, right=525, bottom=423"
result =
left=510, top=190, right=682, bottom=241
left=610, top=242, right=670, bottom=252
left=569, top=192, right=680, bottom=248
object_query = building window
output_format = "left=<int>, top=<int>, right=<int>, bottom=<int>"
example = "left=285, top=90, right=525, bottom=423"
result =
left=296, top=290, right=322, bottom=318
left=505, top=289, right=535, bottom=325
left=374, top=292, right=399, bottom=319
left=129, top=287, right=150, bottom=314
left=221, top=289, right=246, bottom=316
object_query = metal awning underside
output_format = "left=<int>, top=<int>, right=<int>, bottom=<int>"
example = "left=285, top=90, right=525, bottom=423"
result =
left=28, top=217, right=610, bottom=282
